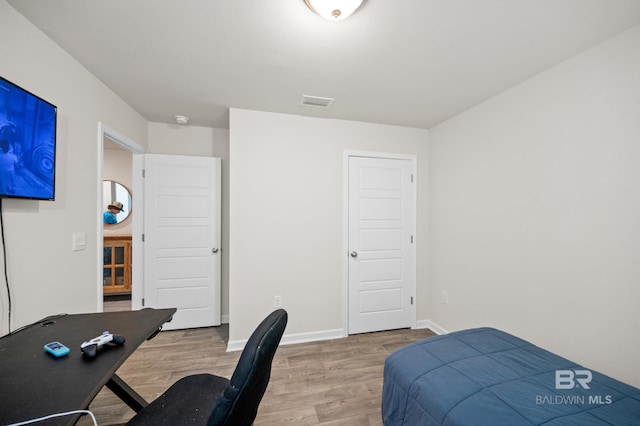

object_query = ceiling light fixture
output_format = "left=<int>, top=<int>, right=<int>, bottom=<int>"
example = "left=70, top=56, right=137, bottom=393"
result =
left=304, top=0, right=365, bottom=21
left=174, top=115, right=189, bottom=125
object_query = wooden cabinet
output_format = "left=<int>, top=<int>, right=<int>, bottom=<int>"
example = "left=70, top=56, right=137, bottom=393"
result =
left=103, top=235, right=132, bottom=295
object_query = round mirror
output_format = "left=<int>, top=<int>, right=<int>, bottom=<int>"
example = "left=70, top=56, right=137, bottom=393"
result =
left=103, top=180, right=132, bottom=224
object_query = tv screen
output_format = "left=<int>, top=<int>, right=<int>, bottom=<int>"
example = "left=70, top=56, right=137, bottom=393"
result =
left=0, top=76, right=57, bottom=200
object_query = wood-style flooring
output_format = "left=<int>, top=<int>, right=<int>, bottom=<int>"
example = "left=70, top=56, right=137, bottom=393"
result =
left=82, top=301, right=436, bottom=425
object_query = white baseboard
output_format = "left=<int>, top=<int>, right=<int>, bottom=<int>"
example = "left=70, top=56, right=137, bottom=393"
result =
left=226, top=320, right=447, bottom=352
left=227, top=328, right=346, bottom=352
left=414, top=319, right=448, bottom=335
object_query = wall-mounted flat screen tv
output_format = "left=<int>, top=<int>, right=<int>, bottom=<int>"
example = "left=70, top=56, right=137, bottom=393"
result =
left=0, top=76, right=57, bottom=200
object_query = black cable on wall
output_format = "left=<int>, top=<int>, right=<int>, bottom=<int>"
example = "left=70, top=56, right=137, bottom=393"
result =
left=0, top=198, right=12, bottom=333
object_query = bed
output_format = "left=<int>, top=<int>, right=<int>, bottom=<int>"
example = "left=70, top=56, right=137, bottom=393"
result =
left=382, top=327, right=640, bottom=425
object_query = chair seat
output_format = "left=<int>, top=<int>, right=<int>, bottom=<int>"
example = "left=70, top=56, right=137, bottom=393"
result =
left=127, top=374, right=229, bottom=425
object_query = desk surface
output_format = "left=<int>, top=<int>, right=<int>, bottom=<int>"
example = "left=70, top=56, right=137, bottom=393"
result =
left=0, top=308, right=176, bottom=425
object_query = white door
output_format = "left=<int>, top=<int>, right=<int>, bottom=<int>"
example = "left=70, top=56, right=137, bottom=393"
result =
left=348, top=156, right=415, bottom=334
left=143, top=154, right=221, bottom=330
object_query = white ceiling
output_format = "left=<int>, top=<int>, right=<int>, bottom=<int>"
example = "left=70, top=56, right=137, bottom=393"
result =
left=8, top=0, right=640, bottom=129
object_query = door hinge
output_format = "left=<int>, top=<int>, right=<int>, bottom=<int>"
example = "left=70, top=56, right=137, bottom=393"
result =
left=141, top=233, right=145, bottom=242
left=142, top=298, right=145, bottom=307
left=411, top=235, right=414, bottom=244
left=411, top=174, right=414, bottom=183
left=142, top=169, right=145, bottom=178
left=411, top=296, right=414, bottom=305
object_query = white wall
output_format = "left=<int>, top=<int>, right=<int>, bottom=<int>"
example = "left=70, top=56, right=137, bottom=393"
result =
left=428, top=25, right=640, bottom=387
left=0, top=1, right=148, bottom=333
left=229, top=109, right=429, bottom=343
left=148, top=122, right=230, bottom=321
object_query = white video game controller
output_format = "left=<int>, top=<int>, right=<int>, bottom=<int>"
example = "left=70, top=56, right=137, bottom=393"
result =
left=80, top=331, right=125, bottom=357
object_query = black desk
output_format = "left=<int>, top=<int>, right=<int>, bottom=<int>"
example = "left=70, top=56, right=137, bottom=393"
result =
left=0, top=308, right=176, bottom=425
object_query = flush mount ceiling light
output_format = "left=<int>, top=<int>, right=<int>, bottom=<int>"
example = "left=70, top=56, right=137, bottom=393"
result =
left=174, top=115, right=189, bottom=125
left=304, top=0, right=365, bottom=21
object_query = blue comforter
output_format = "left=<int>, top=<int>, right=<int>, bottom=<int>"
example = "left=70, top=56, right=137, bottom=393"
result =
left=382, top=327, right=640, bottom=425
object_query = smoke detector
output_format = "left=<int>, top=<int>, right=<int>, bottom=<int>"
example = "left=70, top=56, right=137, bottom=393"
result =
left=174, top=115, right=189, bottom=125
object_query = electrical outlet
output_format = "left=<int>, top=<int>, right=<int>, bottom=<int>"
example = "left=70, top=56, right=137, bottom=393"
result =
left=274, top=295, right=282, bottom=308
left=441, top=291, right=449, bottom=304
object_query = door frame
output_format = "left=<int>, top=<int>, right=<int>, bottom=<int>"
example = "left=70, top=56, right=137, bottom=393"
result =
left=96, top=122, right=145, bottom=312
left=342, top=150, right=417, bottom=335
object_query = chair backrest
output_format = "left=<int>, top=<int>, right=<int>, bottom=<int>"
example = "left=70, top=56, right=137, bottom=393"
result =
left=208, top=309, right=288, bottom=426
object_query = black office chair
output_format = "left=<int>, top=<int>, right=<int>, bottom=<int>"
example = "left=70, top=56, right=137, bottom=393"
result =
left=127, top=309, right=288, bottom=426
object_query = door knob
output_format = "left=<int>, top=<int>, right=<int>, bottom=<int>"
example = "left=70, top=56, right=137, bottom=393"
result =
left=350, top=251, right=358, bottom=258
left=212, top=248, right=219, bottom=254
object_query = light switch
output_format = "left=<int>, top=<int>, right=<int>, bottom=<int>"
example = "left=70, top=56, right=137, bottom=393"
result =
left=72, top=232, right=86, bottom=251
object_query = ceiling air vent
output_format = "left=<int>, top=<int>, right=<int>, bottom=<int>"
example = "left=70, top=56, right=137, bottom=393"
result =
left=301, top=95, right=334, bottom=108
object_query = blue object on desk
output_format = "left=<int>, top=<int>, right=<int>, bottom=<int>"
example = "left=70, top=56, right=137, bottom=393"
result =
left=44, top=341, right=71, bottom=357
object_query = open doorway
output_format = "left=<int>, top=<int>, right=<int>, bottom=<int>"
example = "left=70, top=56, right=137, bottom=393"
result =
left=103, top=140, right=133, bottom=311
left=97, top=123, right=144, bottom=313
